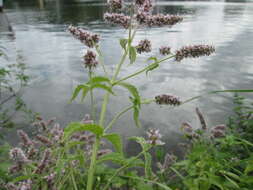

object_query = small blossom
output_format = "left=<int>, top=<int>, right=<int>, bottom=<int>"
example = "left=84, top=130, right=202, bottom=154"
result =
left=136, top=39, right=151, bottom=54
left=181, top=122, right=193, bottom=134
left=195, top=108, right=207, bottom=130
left=108, top=0, right=123, bottom=11
left=175, top=45, right=215, bottom=62
left=9, top=148, right=30, bottom=163
left=211, top=129, right=225, bottom=138
left=83, top=50, right=99, bottom=69
left=17, top=130, right=34, bottom=147
left=82, top=114, right=94, bottom=124
left=97, top=149, right=112, bottom=157
left=159, top=46, right=171, bottom=55
left=146, top=128, right=165, bottom=145
left=36, top=135, right=52, bottom=146
left=50, top=123, right=64, bottom=142
left=137, top=0, right=153, bottom=13
left=44, top=172, right=57, bottom=189
left=157, top=153, right=176, bottom=171
left=19, top=180, right=32, bottom=190
left=68, top=25, right=100, bottom=48
left=136, top=10, right=149, bottom=24
left=104, top=13, right=130, bottom=29
left=155, top=94, right=181, bottom=106
left=35, top=149, right=51, bottom=174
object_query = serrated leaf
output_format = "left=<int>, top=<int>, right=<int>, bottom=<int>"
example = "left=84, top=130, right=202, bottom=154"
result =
left=129, top=46, right=137, bottom=64
left=71, top=84, right=89, bottom=101
left=64, top=122, right=104, bottom=139
left=120, top=38, right=128, bottom=50
left=103, top=133, right=123, bottom=155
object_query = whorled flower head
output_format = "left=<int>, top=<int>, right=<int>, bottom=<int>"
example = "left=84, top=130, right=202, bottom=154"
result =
left=155, top=94, right=181, bottom=106
left=137, top=0, right=153, bottom=13
left=50, top=123, right=64, bottom=142
left=145, top=14, right=183, bottom=27
left=36, top=135, right=52, bottom=146
left=17, top=130, right=34, bottom=147
left=9, top=148, right=30, bottom=163
left=181, top=122, right=193, bottom=134
left=146, top=128, right=165, bottom=145
left=83, top=50, right=99, bottom=69
left=159, top=46, right=171, bottom=55
left=108, top=0, right=123, bottom=11
left=82, top=114, right=94, bottom=124
left=211, top=124, right=226, bottom=138
left=136, top=10, right=149, bottom=25
left=136, top=39, right=151, bottom=54
left=35, top=149, right=51, bottom=174
left=175, top=45, right=215, bottom=62
left=104, top=13, right=130, bottom=29
left=68, top=25, right=100, bottom=48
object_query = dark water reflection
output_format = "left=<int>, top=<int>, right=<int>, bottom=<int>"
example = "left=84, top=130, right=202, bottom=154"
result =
left=1, top=1, right=253, bottom=151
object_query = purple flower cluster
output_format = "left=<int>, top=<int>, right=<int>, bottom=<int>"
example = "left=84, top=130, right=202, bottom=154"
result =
left=68, top=25, right=100, bottom=48
left=108, top=0, right=123, bottom=11
left=104, top=13, right=130, bottom=29
left=136, top=13, right=183, bottom=27
left=136, top=39, right=151, bottom=54
left=147, top=129, right=164, bottom=145
left=83, top=50, right=99, bottom=69
left=155, top=94, right=181, bottom=106
left=137, top=0, right=153, bottom=13
left=146, top=128, right=164, bottom=145
left=175, top=45, right=215, bottom=62
left=211, top=125, right=226, bottom=138
left=159, top=46, right=171, bottom=55
left=35, top=149, right=51, bottom=174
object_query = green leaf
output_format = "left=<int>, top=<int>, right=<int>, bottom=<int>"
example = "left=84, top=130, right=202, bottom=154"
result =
left=89, top=76, right=111, bottom=84
left=103, top=133, right=123, bottom=155
left=121, top=175, right=173, bottom=190
left=146, top=62, right=159, bottom=75
left=91, top=83, right=114, bottom=95
left=71, top=84, right=89, bottom=101
left=120, top=39, right=128, bottom=50
left=64, top=122, right=104, bottom=139
left=117, top=82, right=140, bottom=106
left=129, top=46, right=137, bottom=64
left=147, top=56, right=158, bottom=62
left=81, top=86, right=90, bottom=102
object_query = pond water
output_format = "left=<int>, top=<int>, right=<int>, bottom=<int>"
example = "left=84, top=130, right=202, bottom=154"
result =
left=1, top=0, right=253, bottom=152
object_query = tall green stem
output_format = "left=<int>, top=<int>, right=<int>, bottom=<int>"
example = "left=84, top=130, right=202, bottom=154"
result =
left=86, top=137, right=100, bottom=190
left=89, top=70, right=95, bottom=120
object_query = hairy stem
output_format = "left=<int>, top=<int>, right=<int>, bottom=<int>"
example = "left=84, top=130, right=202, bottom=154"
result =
left=86, top=137, right=100, bottom=190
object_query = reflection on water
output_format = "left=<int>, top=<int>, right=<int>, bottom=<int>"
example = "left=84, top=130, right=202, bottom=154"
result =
left=1, top=1, right=253, bottom=148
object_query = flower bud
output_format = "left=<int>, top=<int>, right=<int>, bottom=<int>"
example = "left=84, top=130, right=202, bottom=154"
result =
left=83, top=50, right=99, bottom=69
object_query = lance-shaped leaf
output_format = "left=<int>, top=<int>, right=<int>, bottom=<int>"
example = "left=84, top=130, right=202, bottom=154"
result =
left=88, top=76, right=111, bottom=84
left=71, top=84, right=89, bottom=101
left=129, top=46, right=137, bottom=64
left=103, top=133, right=123, bottom=155
left=117, top=82, right=140, bottom=106
left=120, top=38, right=128, bottom=50
left=64, top=122, right=104, bottom=139
left=90, top=83, right=114, bottom=95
